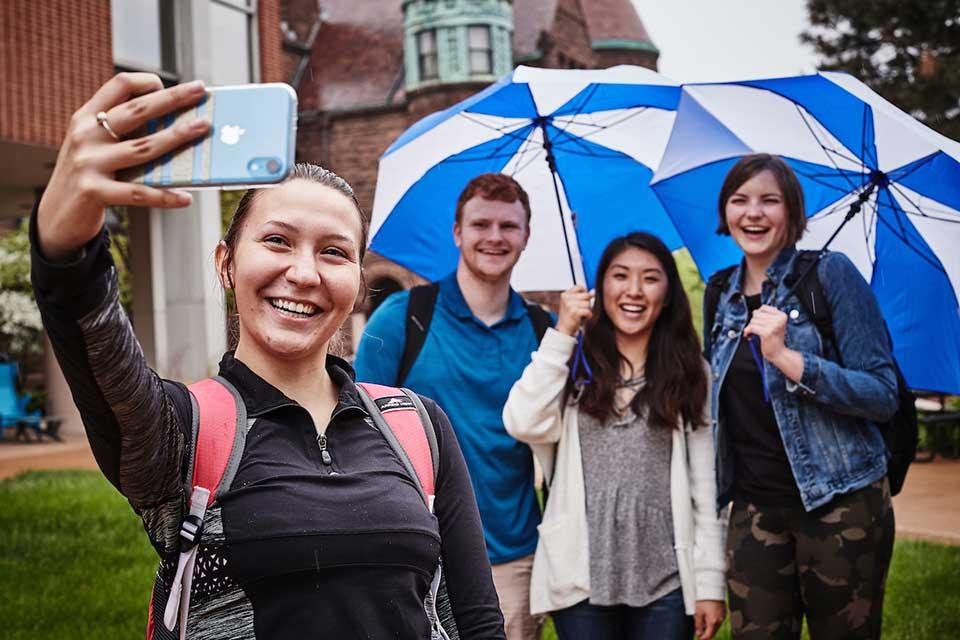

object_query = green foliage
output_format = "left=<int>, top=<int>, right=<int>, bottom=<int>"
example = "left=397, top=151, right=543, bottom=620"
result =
left=0, top=220, right=42, bottom=359
left=0, top=219, right=31, bottom=290
left=107, top=208, right=133, bottom=312
left=675, top=247, right=706, bottom=343
left=802, top=0, right=960, bottom=141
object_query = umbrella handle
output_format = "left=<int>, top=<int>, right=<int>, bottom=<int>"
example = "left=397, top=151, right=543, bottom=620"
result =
left=570, top=330, right=593, bottom=393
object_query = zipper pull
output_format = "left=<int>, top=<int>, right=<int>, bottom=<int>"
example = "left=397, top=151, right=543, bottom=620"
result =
left=317, top=433, right=332, bottom=465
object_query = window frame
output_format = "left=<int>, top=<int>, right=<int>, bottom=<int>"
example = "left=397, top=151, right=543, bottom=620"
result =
left=418, top=29, right=439, bottom=82
left=467, top=24, right=492, bottom=76
left=111, top=0, right=179, bottom=80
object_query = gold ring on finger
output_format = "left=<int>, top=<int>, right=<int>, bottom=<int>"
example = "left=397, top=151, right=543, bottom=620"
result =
left=96, top=111, right=122, bottom=141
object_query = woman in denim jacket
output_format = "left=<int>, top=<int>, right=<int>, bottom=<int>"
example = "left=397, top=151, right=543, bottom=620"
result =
left=705, top=154, right=898, bottom=639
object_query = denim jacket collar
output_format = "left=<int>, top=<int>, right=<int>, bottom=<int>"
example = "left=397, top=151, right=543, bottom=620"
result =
left=723, top=245, right=799, bottom=304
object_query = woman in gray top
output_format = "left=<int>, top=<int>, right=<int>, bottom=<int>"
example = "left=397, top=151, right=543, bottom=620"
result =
left=503, top=232, right=726, bottom=640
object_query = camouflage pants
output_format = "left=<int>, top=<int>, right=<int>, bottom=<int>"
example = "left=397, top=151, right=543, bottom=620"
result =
left=726, top=479, right=895, bottom=640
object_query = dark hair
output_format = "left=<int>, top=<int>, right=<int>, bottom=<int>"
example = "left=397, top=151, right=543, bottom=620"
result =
left=454, top=173, right=531, bottom=224
left=565, top=232, right=707, bottom=429
left=716, top=153, right=807, bottom=246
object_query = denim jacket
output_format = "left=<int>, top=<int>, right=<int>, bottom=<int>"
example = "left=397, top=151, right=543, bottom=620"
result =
left=706, top=246, right=899, bottom=512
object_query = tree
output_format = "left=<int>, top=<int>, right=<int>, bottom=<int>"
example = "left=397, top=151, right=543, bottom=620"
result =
left=802, top=0, right=960, bottom=141
left=0, top=220, right=41, bottom=360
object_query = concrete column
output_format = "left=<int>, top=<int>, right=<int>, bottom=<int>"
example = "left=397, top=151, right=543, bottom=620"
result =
left=128, top=199, right=225, bottom=382
left=43, top=332, right=82, bottom=437
left=123, top=0, right=255, bottom=382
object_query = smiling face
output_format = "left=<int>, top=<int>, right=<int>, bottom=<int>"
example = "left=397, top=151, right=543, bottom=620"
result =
left=601, top=246, right=669, bottom=343
left=724, top=169, right=791, bottom=267
left=216, top=180, right=363, bottom=365
left=453, top=195, right=530, bottom=284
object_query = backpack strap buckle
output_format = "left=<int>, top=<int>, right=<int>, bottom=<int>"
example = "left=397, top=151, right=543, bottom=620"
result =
left=179, top=512, right=204, bottom=550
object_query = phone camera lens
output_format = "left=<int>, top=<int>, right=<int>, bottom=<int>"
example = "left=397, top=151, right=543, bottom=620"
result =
left=266, top=159, right=280, bottom=174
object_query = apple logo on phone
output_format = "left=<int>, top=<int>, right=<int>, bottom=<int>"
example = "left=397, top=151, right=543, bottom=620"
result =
left=220, top=125, right=245, bottom=145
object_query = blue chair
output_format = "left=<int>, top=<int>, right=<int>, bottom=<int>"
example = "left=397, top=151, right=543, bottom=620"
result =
left=0, top=361, right=47, bottom=441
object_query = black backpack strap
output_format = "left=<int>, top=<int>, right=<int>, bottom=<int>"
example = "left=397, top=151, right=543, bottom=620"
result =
left=785, top=250, right=839, bottom=363
left=524, top=301, right=553, bottom=342
left=703, top=265, right=737, bottom=360
left=397, top=283, right=440, bottom=387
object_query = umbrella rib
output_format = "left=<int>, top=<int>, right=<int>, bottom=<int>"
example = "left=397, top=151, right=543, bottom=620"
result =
left=457, top=112, right=532, bottom=136
left=790, top=165, right=859, bottom=196
left=552, top=146, right=626, bottom=159
left=887, top=181, right=960, bottom=223
left=505, top=127, right=546, bottom=176
left=510, top=148, right=548, bottom=176
left=864, top=196, right=878, bottom=266
left=886, top=153, right=937, bottom=184
left=471, top=123, right=538, bottom=161
left=794, top=103, right=861, bottom=193
left=552, top=107, right=651, bottom=144
left=873, top=188, right=949, bottom=274
left=549, top=127, right=611, bottom=157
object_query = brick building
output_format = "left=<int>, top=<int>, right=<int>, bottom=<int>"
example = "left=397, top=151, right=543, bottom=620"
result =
left=0, top=0, right=286, bottom=436
left=281, top=0, right=660, bottom=309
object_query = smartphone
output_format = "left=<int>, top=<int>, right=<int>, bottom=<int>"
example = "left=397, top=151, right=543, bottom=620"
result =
left=118, top=83, right=297, bottom=189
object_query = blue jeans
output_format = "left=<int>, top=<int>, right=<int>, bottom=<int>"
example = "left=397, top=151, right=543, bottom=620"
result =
left=552, top=588, right=693, bottom=640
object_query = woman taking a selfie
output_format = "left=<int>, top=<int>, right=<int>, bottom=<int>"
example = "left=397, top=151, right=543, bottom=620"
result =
left=706, top=153, right=898, bottom=638
left=32, top=73, right=504, bottom=640
left=503, top=232, right=726, bottom=640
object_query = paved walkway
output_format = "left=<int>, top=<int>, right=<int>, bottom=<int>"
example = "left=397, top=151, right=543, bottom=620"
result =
left=0, top=434, right=99, bottom=479
left=1, top=437, right=958, bottom=545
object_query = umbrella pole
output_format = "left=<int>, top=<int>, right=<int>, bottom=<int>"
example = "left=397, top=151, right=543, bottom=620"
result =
left=785, top=173, right=884, bottom=298
left=538, top=119, right=579, bottom=287
left=538, top=119, right=593, bottom=390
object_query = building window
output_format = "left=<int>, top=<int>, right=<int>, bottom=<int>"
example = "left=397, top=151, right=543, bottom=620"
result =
left=209, top=0, right=255, bottom=84
left=418, top=30, right=439, bottom=81
left=468, top=25, right=492, bottom=75
left=111, top=0, right=177, bottom=78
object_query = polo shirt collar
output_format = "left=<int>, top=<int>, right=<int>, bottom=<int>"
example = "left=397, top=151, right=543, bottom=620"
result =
left=438, top=271, right=528, bottom=323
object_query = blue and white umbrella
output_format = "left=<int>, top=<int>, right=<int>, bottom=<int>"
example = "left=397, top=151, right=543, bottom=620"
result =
left=650, top=72, right=960, bottom=394
left=369, top=65, right=681, bottom=291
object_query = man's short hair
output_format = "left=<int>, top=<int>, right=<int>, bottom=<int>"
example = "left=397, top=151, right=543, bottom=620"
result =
left=455, top=173, right=531, bottom=225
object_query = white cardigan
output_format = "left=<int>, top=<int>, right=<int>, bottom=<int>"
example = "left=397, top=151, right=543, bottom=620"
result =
left=502, top=329, right=727, bottom=615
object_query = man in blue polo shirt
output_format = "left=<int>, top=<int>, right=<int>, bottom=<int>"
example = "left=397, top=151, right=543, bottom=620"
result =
left=355, top=173, right=545, bottom=640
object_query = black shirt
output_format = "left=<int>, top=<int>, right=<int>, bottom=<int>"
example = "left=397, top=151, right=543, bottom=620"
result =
left=720, top=294, right=803, bottom=505
left=30, top=213, right=505, bottom=639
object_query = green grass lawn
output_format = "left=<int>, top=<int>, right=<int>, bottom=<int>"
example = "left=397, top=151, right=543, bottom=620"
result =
left=1, top=470, right=958, bottom=639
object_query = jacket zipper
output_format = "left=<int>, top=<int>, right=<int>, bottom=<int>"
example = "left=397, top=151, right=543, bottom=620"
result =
left=316, top=433, right=333, bottom=466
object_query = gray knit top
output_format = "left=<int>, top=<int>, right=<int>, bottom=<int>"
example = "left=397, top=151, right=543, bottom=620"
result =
left=578, top=399, right=680, bottom=607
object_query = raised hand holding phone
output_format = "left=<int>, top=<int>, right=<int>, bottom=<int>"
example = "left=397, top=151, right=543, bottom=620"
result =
left=37, top=74, right=299, bottom=263
left=37, top=73, right=209, bottom=262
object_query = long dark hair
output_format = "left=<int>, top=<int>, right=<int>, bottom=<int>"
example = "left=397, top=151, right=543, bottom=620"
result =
left=565, top=232, right=707, bottom=429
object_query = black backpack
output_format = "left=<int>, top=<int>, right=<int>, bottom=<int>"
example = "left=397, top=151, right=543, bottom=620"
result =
left=702, top=250, right=918, bottom=496
left=395, top=282, right=553, bottom=386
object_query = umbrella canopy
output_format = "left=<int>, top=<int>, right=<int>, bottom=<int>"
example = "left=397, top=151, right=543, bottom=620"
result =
left=369, top=65, right=681, bottom=291
left=650, top=72, right=960, bottom=394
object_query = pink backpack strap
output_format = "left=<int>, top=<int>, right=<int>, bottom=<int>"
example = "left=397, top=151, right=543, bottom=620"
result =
left=187, top=376, right=247, bottom=505
left=158, top=376, right=246, bottom=638
left=356, top=382, right=438, bottom=507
